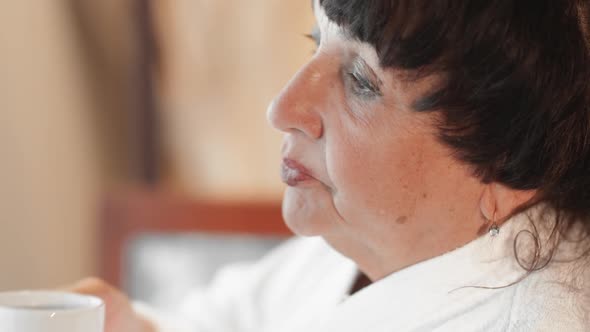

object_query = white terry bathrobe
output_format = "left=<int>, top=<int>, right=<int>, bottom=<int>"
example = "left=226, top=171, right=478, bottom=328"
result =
left=135, top=210, right=590, bottom=332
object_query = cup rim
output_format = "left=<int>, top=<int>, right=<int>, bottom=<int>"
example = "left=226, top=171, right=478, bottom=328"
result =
left=0, top=290, right=104, bottom=313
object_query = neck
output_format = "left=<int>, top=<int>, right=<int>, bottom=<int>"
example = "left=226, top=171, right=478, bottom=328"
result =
left=323, top=218, right=483, bottom=281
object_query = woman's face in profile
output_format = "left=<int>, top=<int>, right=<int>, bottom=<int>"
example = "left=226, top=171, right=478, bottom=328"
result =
left=267, top=1, right=485, bottom=253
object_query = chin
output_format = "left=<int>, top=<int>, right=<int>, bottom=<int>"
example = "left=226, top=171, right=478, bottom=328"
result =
left=281, top=187, right=334, bottom=236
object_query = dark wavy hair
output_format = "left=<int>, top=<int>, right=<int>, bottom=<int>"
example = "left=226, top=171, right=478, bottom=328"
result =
left=320, top=0, right=590, bottom=267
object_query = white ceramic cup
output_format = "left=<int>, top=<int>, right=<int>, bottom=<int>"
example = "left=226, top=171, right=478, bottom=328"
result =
left=0, top=290, right=105, bottom=332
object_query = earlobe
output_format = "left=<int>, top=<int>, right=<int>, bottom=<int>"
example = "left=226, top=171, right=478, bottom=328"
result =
left=479, top=185, right=496, bottom=223
left=479, top=183, right=537, bottom=225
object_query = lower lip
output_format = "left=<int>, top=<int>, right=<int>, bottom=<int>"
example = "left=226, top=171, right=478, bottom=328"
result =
left=281, top=163, right=313, bottom=186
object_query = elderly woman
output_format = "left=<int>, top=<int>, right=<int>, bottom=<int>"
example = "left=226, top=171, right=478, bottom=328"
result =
left=73, top=0, right=590, bottom=331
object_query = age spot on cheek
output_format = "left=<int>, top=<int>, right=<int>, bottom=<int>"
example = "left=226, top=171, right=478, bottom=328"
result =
left=395, top=216, right=408, bottom=224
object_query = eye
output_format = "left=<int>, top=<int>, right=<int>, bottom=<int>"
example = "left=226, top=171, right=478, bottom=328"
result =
left=344, top=57, right=383, bottom=99
left=347, top=71, right=381, bottom=98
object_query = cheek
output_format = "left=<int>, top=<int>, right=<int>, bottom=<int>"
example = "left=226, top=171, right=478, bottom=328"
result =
left=327, top=131, right=427, bottom=225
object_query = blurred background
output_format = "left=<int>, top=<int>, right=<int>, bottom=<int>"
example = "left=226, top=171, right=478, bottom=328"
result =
left=0, top=1, right=314, bottom=309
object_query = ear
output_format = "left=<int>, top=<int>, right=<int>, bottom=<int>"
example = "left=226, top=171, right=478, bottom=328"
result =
left=479, top=183, right=537, bottom=223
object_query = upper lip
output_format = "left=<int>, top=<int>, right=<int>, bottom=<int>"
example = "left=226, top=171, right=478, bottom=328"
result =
left=282, top=158, right=313, bottom=176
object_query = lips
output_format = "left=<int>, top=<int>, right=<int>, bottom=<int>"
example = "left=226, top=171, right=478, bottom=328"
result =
left=281, top=158, right=314, bottom=186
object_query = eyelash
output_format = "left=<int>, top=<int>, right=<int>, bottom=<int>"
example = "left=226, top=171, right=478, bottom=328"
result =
left=347, top=71, right=380, bottom=98
left=304, top=33, right=320, bottom=54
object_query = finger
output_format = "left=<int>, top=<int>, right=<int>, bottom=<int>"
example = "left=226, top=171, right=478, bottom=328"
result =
left=62, top=277, right=113, bottom=296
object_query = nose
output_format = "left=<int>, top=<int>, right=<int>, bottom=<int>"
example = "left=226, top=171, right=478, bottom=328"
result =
left=266, top=60, right=325, bottom=139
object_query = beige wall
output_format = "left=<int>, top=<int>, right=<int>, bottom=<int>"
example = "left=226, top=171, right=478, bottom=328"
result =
left=0, top=1, right=315, bottom=290
left=0, top=1, right=101, bottom=290
left=154, top=1, right=315, bottom=201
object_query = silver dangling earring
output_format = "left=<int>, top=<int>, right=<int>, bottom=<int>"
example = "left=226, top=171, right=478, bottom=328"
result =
left=488, top=210, right=500, bottom=237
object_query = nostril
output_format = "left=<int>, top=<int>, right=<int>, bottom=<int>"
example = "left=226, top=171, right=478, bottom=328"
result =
left=266, top=94, right=325, bottom=138
left=305, top=115, right=324, bottom=139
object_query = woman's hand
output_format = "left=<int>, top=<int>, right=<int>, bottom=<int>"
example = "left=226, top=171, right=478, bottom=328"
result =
left=66, top=277, right=156, bottom=332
